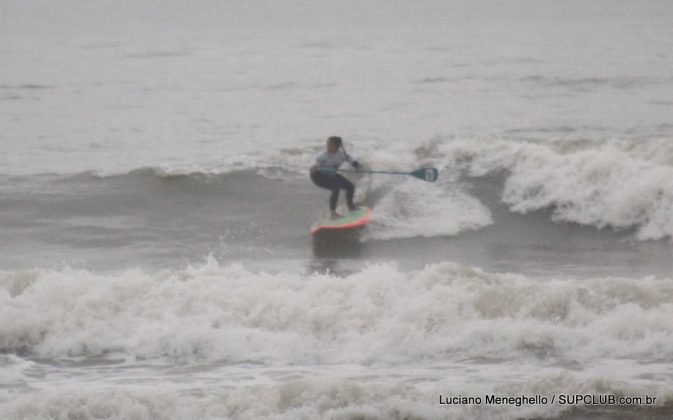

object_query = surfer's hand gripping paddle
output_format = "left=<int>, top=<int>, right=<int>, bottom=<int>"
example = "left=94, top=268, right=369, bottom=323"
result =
left=320, top=167, right=439, bottom=182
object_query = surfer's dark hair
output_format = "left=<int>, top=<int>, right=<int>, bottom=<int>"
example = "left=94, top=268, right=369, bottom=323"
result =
left=327, top=136, right=343, bottom=148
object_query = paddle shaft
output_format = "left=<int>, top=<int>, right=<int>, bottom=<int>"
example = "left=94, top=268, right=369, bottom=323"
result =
left=319, top=167, right=438, bottom=182
left=327, top=169, right=412, bottom=176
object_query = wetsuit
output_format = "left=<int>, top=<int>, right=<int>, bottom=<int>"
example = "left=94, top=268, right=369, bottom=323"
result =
left=310, top=149, right=360, bottom=211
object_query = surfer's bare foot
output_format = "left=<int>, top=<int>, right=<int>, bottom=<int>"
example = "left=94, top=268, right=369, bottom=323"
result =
left=330, top=211, right=342, bottom=219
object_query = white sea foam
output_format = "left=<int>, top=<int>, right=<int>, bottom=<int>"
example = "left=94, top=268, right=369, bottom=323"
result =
left=2, top=372, right=670, bottom=420
left=440, top=137, right=673, bottom=241
left=2, top=260, right=672, bottom=363
left=2, top=260, right=672, bottom=418
left=361, top=177, right=492, bottom=241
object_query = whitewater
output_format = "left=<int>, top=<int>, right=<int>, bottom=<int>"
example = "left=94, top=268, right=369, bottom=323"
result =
left=2, top=0, right=673, bottom=419
left=2, top=261, right=673, bottom=419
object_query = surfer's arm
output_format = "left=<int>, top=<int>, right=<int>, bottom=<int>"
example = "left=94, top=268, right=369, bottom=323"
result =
left=343, top=152, right=361, bottom=171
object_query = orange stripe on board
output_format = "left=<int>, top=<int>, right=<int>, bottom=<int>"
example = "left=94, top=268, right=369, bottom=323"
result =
left=310, top=208, right=372, bottom=235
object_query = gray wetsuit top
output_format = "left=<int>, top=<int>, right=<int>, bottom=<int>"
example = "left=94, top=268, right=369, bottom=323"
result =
left=315, top=150, right=357, bottom=174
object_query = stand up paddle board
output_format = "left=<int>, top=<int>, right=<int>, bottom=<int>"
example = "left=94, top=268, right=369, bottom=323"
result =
left=310, top=207, right=372, bottom=235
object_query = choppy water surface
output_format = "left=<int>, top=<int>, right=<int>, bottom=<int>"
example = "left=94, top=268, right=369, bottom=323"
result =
left=2, top=0, right=673, bottom=418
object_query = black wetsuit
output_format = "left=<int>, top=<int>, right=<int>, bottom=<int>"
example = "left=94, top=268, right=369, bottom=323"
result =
left=310, top=171, right=355, bottom=211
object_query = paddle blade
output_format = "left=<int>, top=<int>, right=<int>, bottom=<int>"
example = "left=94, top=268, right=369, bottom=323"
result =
left=411, top=167, right=438, bottom=182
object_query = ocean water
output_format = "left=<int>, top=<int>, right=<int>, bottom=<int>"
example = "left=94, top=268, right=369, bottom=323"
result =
left=1, top=0, right=673, bottom=419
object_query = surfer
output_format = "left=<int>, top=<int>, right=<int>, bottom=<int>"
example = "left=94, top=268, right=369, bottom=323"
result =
left=310, top=136, right=362, bottom=219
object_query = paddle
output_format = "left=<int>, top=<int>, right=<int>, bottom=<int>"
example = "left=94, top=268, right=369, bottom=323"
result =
left=321, top=167, right=438, bottom=182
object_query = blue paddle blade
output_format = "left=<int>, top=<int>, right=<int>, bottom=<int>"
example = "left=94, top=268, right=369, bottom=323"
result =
left=411, top=167, right=438, bottom=182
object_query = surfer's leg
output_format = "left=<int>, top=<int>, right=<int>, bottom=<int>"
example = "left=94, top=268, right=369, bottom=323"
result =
left=328, top=184, right=342, bottom=218
left=310, top=171, right=341, bottom=212
left=345, top=184, right=355, bottom=210
left=329, top=188, right=339, bottom=211
left=335, top=175, right=356, bottom=210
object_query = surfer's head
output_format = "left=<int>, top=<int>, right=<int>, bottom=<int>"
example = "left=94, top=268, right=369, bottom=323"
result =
left=327, top=136, right=342, bottom=153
